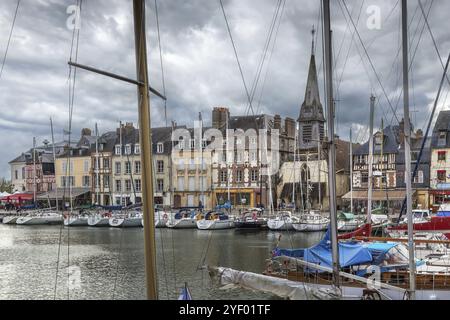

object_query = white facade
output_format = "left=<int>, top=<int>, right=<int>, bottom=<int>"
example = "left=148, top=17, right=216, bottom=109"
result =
left=10, top=161, right=27, bottom=193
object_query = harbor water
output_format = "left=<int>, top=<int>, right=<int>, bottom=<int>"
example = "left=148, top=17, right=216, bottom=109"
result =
left=0, top=224, right=324, bottom=300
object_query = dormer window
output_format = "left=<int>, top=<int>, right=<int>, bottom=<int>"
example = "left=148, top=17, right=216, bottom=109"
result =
left=115, top=145, right=121, bottom=155
left=125, top=144, right=131, bottom=155
left=375, top=133, right=383, bottom=145
left=157, top=142, right=164, bottom=154
left=439, top=131, right=447, bottom=147
left=134, top=144, right=140, bottom=155
left=178, top=138, right=185, bottom=150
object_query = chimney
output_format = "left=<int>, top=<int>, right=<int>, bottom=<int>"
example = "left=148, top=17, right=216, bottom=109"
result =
left=284, top=117, right=295, bottom=138
left=416, top=129, right=423, bottom=139
left=212, top=107, right=230, bottom=131
left=81, top=128, right=92, bottom=136
left=274, top=115, right=281, bottom=130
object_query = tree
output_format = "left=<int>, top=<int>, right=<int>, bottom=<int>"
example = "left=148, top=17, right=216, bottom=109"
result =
left=0, top=178, right=13, bottom=193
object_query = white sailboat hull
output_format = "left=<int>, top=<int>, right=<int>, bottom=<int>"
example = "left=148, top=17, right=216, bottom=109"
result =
left=167, top=218, right=197, bottom=229
left=268, top=219, right=294, bottom=231
left=87, top=216, right=110, bottom=227
left=16, top=214, right=62, bottom=225
left=2, top=216, right=19, bottom=224
left=293, top=222, right=328, bottom=232
left=109, top=217, right=142, bottom=228
left=196, top=219, right=235, bottom=230
left=64, top=217, right=89, bottom=226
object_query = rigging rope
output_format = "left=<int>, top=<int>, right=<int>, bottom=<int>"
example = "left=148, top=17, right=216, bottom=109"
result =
left=0, top=0, right=21, bottom=81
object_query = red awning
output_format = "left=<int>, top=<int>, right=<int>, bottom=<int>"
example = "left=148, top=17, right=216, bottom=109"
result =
left=0, top=193, right=34, bottom=202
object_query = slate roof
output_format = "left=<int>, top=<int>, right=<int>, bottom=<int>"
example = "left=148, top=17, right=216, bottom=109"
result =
left=431, top=110, right=450, bottom=148
left=353, top=125, right=401, bottom=155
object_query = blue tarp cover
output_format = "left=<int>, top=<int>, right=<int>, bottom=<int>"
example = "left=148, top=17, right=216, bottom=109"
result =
left=437, top=212, right=450, bottom=217
left=274, top=228, right=373, bottom=268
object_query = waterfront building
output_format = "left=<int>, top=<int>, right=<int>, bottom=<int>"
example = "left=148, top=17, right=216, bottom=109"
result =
left=429, top=110, right=450, bottom=210
left=210, top=107, right=295, bottom=209
left=172, top=125, right=213, bottom=209
left=110, top=123, right=175, bottom=207
left=348, top=119, right=429, bottom=213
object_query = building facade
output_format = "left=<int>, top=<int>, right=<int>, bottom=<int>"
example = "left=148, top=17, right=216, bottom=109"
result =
left=429, top=111, right=450, bottom=211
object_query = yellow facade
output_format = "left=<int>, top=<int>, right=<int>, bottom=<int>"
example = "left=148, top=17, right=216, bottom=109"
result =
left=55, top=156, right=92, bottom=189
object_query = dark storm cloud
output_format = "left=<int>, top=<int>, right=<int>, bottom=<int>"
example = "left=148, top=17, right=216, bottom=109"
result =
left=0, top=0, right=449, bottom=178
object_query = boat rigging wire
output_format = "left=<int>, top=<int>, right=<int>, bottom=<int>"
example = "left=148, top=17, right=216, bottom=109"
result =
left=0, top=0, right=21, bottom=81
left=219, top=0, right=254, bottom=114
left=341, top=0, right=400, bottom=125
left=245, top=0, right=283, bottom=116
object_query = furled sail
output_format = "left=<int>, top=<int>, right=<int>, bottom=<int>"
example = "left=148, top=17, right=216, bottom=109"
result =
left=207, top=266, right=341, bottom=300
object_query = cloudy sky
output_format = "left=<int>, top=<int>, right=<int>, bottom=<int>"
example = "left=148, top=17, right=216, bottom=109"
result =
left=0, top=0, right=449, bottom=178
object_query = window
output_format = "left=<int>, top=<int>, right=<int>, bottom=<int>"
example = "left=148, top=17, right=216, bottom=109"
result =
left=135, top=179, right=141, bottom=192
left=83, top=160, right=89, bottom=173
left=251, top=169, right=259, bottom=182
left=220, top=170, right=228, bottom=183
left=115, top=145, right=121, bottom=155
left=125, top=162, right=131, bottom=174
left=157, top=143, right=164, bottom=154
left=178, top=159, right=185, bottom=170
left=190, top=139, right=195, bottom=149
left=103, top=176, right=110, bottom=188
left=157, top=179, right=164, bottom=193
left=236, top=170, right=243, bottom=183
left=157, top=160, right=164, bottom=173
left=438, top=131, right=447, bottom=146
left=115, top=162, right=121, bottom=174
left=178, top=138, right=185, bottom=150
left=250, top=136, right=257, bottom=145
left=361, top=172, right=369, bottom=184
left=125, top=144, right=132, bottom=155
left=437, top=170, right=446, bottom=182
left=189, top=158, right=196, bottom=170
left=115, top=180, right=122, bottom=192
left=250, top=151, right=257, bottom=162
left=125, top=180, right=132, bottom=192
left=177, top=177, right=185, bottom=191
left=199, top=176, right=207, bottom=191
left=135, top=161, right=141, bottom=174
left=61, top=176, right=75, bottom=187
left=15, top=170, right=18, bottom=180
left=414, top=171, right=424, bottom=184
left=235, top=151, right=243, bottom=163
left=188, top=176, right=195, bottom=191
left=103, top=158, right=110, bottom=169
left=22, top=167, right=25, bottom=179
left=134, top=144, right=140, bottom=155
left=438, top=151, right=446, bottom=161
left=202, top=139, right=207, bottom=148
left=82, top=176, right=90, bottom=187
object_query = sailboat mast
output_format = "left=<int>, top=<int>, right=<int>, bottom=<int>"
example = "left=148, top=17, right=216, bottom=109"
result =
left=50, top=118, right=58, bottom=210
left=226, top=115, right=230, bottom=203
left=119, top=121, right=123, bottom=206
left=33, top=137, right=37, bottom=206
left=133, top=0, right=158, bottom=300
left=95, top=123, right=100, bottom=205
left=323, top=0, right=340, bottom=288
left=199, top=112, right=204, bottom=209
left=401, top=0, right=416, bottom=299
left=318, top=138, right=321, bottom=210
left=349, top=127, right=353, bottom=213
left=367, top=95, right=375, bottom=224
left=292, top=124, right=297, bottom=211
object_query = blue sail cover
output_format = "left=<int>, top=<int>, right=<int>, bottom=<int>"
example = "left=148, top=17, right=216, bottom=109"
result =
left=273, top=228, right=373, bottom=268
left=437, top=212, right=450, bottom=217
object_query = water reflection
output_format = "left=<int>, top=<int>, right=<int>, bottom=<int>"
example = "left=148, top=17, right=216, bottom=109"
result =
left=0, top=225, right=324, bottom=300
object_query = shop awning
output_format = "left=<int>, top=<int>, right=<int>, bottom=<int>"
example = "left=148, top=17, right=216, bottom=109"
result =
left=0, top=193, right=34, bottom=202
left=37, top=188, right=90, bottom=200
left=342, top=190, right=410, bottom=201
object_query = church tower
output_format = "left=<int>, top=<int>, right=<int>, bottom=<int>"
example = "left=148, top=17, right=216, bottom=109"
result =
left=298, top=26, right=325, bottom=151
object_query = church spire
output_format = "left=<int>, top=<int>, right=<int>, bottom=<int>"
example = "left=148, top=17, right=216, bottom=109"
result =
left=311, top=25, right=316, bottom=55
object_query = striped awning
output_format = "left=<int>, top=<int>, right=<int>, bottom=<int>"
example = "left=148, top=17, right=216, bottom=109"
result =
left=342, top=189, right=410, bottom=201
